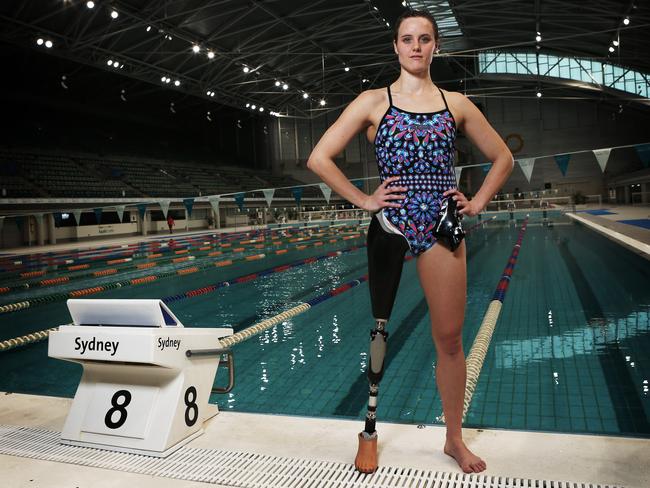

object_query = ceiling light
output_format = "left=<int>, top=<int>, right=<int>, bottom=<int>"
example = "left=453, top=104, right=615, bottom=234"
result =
left=110, top=10, right=118, bottom=19
left=536, top=91, right=542, bottom=98
left=344, top=66, right=350, bottom=72
left=146, top=26, right=151, bottom=32
left=623, top=17, right=630, bottom=25
left=302, top=93, right=309, bottom=99
left=192, top=44, right=200, bottom=53
left=259, top=107, right=264, bottom=112
left=319, top=99, right=326, bottom=106
left=282, top=83, right=288, bottom=90
left=45, top=40, right=53, bottom=48
left=174, top=80, right=180, bottom=86
left=246, top=103, right=250, bottom=108
left=535, top=34, right=542, bottom=42
left=613, top=40, right=619, bottom=46
left=608, top=46, right=615, bottom=53
left=107, top=60, right=113, bottom=66
left=251, top=105, right=256, bottom=110
left=275, top=80, right=281, bottom=87
left=243, top=66, right=250, bottom=73
left=86, top=1, right=95, bottom=8
left=36, top=38, right=44, bottom=46
left=207, top=50, right=214, bottom=59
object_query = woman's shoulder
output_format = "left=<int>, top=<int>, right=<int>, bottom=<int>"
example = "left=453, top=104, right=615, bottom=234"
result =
left=355, top=88, right=388, bottom=106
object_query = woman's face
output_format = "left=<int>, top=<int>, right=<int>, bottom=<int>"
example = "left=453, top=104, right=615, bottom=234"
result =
left=393, top=17, right=437, bottom=73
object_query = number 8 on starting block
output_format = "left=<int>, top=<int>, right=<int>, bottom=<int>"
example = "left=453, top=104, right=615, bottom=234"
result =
left=48, top=299, right=234, bottom=457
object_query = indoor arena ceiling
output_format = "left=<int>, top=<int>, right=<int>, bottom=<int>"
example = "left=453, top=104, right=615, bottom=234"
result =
left=1, top=0, right=648, bottom=117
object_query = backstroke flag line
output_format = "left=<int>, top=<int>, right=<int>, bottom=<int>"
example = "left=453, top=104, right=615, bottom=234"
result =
left=517, top=158, right=536, bottom=183
left=592, top=148, right=612, bottom=172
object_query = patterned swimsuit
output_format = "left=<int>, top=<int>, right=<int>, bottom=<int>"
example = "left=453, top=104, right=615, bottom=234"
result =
left=374, top=85, right=458, bottom=256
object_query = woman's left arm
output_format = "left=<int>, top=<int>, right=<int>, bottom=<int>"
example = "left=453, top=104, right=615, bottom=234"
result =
left=445, top=92, right=514, bottom=216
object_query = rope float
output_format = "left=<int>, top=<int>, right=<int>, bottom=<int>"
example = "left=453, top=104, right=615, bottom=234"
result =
left=0, top=327, right=59, bottom=352
left=0, top=233, right=366, bottom=315
left=441, top=217, right=529, bottom=423
left=1, top=225, right=362, bottom=291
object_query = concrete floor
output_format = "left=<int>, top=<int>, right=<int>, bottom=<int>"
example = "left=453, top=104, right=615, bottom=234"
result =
left=0, top=392, right=648, bottom=488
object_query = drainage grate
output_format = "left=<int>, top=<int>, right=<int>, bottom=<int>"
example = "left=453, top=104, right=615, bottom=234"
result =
left=0, top=425, right=621, bottom=488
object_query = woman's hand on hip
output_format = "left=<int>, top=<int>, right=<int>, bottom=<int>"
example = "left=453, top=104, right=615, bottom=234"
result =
left=361, top=176, right=407, bottom=213
left=443, top=188, right=481, bottom=217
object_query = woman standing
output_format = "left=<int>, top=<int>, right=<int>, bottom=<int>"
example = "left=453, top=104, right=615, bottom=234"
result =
left=307, top=10, right=513, bottom=474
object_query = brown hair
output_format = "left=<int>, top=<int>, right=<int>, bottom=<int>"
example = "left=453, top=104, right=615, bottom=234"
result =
left=393, top=9, right=439, bottom=44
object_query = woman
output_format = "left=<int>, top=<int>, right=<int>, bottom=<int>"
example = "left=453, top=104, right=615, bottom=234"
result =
left=307, top=10, right=513, bottom=474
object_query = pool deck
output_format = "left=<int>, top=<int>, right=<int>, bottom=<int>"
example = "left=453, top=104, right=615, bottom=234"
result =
left=0, top=392, right=648, bottom=488
left=566, top=205, right=650, bottom=259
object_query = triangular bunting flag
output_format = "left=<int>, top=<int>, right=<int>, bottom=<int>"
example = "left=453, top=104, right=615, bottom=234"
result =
left=73, top=210, right=83, bottom=226
left=292, top=187, right=303, bottom=206
left=517, top=158, right=536, bottom=183
left=454, top=167, right=463, bottom=185
left=554, top=154, right=571, bottom=176
left=182, top=198, right=195, bottom=218
left=93, top=208, right=103, bottom=224
left=262, top=189, right=275, bottom=207
left=635, top=143, right=650, bottom=168
left=592, top=148, right=612, bottom=172
left=115, top=205, right=126, bottom=223
left=136, top=203, right=147, bottom=220
left=234, top=193, right=245, bottom=211
left=319, top=183, right=332, bottom=203
left=158, top=199, right=171, bottom=218
left=208, top=196, right=221, bottom=214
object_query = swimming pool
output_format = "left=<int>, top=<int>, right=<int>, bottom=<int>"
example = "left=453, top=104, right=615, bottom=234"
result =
left=0, top=213, right=648, bottom=438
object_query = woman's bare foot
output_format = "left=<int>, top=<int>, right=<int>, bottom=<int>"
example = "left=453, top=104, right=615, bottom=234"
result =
left=443, top=438, right=486, bottom=473
left=354, top=432, right=378, bottom=473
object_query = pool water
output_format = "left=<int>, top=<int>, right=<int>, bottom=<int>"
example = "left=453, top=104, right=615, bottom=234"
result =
left=0, top=214, right=648, bottom=437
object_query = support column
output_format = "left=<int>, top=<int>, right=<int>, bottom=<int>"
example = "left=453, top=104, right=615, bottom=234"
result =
left=35, top=214, right=45, bottom=246
left=184, top=209, right=189, bottom=231
left=47, top=213, right=57, bottom=245
left=214, top=206, right=221, bottom=229
left=140, top=211, right=148, bottom=236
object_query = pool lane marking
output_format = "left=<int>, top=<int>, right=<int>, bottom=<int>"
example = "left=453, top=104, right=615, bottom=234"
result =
left=440, top=217, right=529, bottom=423
left=0, top=224, right=362, bottom=273
left=0, top=231, right=367, bottom=311
left=1, top=226, right=363, bottom=292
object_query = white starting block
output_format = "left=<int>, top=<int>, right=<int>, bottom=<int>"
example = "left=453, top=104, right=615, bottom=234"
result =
left=48, top=299, right=234, bottom=457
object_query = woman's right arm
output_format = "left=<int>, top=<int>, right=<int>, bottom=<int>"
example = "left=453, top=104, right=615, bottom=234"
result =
left=307, top=91, right=406, bottom=212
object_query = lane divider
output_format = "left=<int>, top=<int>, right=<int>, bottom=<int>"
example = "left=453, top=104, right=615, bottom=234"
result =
left=1, top=226, right=363, bottom=292
left=0, top=224, right=357, bottom=275
left=0, top=235, right=367, bottom=315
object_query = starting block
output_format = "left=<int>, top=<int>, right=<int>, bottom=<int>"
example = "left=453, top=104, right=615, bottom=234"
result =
left=48, top=299, right=234, bottom=457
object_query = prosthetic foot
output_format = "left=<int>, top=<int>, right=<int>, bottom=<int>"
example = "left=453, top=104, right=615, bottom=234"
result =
left=355, top=319, right=388, bottom=473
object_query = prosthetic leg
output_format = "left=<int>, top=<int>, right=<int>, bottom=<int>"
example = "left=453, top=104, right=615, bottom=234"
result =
left=356, top=215, right=409, bottom=473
